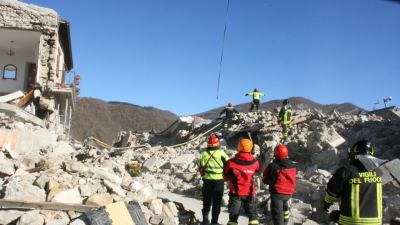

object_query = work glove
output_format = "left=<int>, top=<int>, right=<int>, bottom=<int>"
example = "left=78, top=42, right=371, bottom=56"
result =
left=245, top=93, right=249, bottom=96
left=323, top=201, right=332, bottom=212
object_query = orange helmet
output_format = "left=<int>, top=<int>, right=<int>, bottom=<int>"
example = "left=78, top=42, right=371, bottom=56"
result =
left=228, top=102, right=233, bottom=107
left=237, top=138, right=253, bottom=153
left=254, top=88, right=259, bottom=92
left=208, top=134, right=220, bottom=148
left=274, top=144, right=289, bottom=159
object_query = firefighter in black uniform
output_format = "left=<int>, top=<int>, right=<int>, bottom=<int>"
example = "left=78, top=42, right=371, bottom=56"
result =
left=219, top=102, right=239, bottom=129
left=323, top=140, right=384, bottom=225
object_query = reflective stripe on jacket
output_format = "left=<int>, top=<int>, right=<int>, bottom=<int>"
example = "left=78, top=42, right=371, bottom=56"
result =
left=325, top=160, right=383, bottom=225
left=279, top=107, right=293, bottom=125
left=200, top=149, right=229, bottom=180
left=247, top=92, right=265, bottom=100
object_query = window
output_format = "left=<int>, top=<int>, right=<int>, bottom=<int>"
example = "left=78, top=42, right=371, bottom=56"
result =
left=3, top=64, right=17, bottom=80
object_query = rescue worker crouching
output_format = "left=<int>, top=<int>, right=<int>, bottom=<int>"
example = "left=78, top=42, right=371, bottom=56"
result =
left=262, top=144, right=297, bottom=225
left=219, top=102, right=239, bottom=129
left=245, top=88, right=265, bottom=113
left=323, top=140, right=384, bottom=225
left=224, top=138, right=260, bottom=225
left=278, top=99, right=293, bottom=140
left=199, top=134, right=229, bottom=225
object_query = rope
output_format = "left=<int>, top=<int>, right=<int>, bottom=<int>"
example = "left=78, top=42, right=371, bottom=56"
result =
left=216, top=0, right=231, bottom=99
left=168, top=122, right=223, bottom=148
left=86, top=136, right=112, bottom=149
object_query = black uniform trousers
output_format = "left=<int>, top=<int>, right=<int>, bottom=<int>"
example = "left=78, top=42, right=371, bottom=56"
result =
left=228, top=193, right=258, bottom=223
left=250, top=99, right=260, bottom=112
left=271, top=193, right=291, bottom=225
left=202, top=179, right=225, bottom=224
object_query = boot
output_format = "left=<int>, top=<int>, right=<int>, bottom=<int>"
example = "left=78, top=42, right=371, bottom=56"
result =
left=202, top=215, right=210, bottom=225
left=211, top=218, right=221, bottom=225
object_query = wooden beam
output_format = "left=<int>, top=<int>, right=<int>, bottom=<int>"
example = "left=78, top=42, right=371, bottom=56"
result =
left=16, top=90, right=34, bottom=107
left=0, top=199, right=97, bottom=212
left=260, top=117, right=307, bottom=132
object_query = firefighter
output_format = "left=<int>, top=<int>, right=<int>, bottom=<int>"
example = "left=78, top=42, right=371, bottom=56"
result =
left=262, top=144, right=297, bottom=225
left=278, top=99, right=293, bottom=139
left=224, top=138, right=260, bottom=225
left=323, top=140, right=384, bottom=225
left=245, top=88, right=265, bottom=112
left=199, top=134, right=229, bottom=225
left=219, top=102, right=239, bottom=129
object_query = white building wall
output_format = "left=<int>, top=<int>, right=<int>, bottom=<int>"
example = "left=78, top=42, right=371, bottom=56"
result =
left=55, top=40, right=66, bottom=84
left=0, top=51, right=37, bottom=93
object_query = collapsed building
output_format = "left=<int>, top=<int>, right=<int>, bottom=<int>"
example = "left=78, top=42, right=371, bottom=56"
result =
left=0, top=0, right=79, bottom=134
left=0, top=1, right=399, bottom=225
left=0, top=105, right=399, bottom=224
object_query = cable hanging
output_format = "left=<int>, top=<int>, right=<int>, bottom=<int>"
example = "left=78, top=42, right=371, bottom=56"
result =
left=216, top=0, right=230, bottom=99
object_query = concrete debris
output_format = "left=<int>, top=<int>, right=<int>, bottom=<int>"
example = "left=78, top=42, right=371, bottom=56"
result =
left=86, top=193, right=113, bottom=206
left=5, top=178, right=46, bottom=202
left=0, top=103, right=400, bottom=224
left=51, top=188, right=82, bottom=204
left=16, top=210, right=45, bottom=225
left=0, top=151, right=15, bottom=175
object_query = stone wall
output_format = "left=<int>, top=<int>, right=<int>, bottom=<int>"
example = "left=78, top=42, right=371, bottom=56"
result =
left=0, top=0, right=60, bottom=87
left=0, top=0, right=68, bottom=128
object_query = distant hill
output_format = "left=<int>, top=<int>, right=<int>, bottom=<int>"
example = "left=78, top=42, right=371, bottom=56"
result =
left=197, top=96, right=364, bottom=120
left=71, top=98, right=178, bottom=143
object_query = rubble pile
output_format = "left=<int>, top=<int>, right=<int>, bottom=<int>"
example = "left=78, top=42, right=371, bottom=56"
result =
left=0, top=112, right=198, bottom=225
left=0, top=107, right=399, bottom=225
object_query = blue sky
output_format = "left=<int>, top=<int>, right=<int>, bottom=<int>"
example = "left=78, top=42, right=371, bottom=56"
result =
left=24, top=0, right=400, bottom=115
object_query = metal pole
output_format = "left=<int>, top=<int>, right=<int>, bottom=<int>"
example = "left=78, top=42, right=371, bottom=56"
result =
left=56, top=104, right=60, bottom=131
left=64, top=98, right=68, bottom=133
left=68, top=105, right=72, bottom=139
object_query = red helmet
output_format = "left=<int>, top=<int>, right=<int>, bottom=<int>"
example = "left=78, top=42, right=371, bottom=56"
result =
left=228, top=102, right=233, bottom=107
left=274, top=144, right=288, bottom=159
left=208, top=134, right=220, bottom=148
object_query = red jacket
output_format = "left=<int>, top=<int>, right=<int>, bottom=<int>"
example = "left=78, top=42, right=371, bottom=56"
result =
left=224, top=152, right=259, bottom=196
left=262, top=158, right=296, bottom=195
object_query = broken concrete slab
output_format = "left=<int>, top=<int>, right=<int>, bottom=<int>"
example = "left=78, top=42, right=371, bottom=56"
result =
left=0, top=210, right=26, bottom=225
left=42, top=210, right=70, bottom=225
left=0, top=91, right=24, bottom=103
left=169, top=153, right=195, bottom=167
left=377, top=158, right=400, bottom=185
left=327, top=130, right=346, bottom=148
left=51, top=188, right=82, bottom=204
left=34, top=174, right=50, bottom=189
left=148, top=198, right=163, bottom=215
left=16, top=210, right=45, bottom=225
left=0, top=152, right=15, bottom=176
left=85, top=193, right=113, bottom=206
left=89, top=167, right=122, bottom=185
left=162, top=202, right=179, bottom=217
left=0, top=103, right=44, bottom=127
left=103, top=179, right=126, bottom=197
left=51, top=141, right=75, bottom=157
left=4, top=179, right=46, bottom=202
left=142, top=156, right=158, bottom=172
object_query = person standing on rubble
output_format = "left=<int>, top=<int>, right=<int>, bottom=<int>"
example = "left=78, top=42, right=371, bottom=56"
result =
left=224, top=138, right=260, bottom=225
left=323, top=140, right=384, bottom=225
left=199, top=134, right=229, bottom=225
left=278, top=99, right=293, bottom=140
left=262, top=144, right=297, bottom=225
left=219, top=102, right=239, bottom=129
left=245, top=88, right=265, bottom=112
